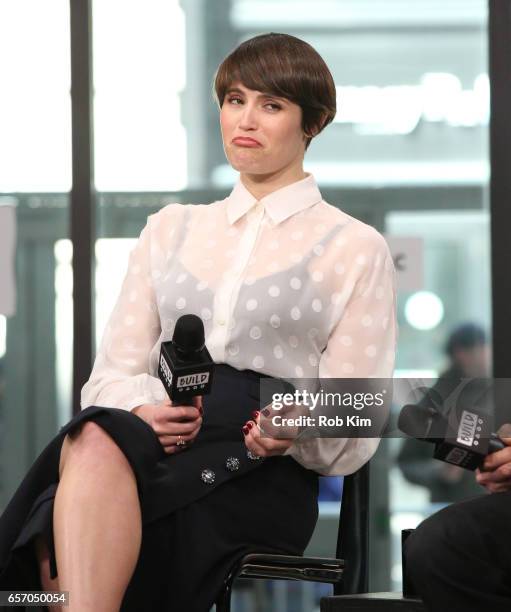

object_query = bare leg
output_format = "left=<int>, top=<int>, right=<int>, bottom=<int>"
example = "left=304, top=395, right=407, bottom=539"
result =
left=53, top=421, right=142, bottom=612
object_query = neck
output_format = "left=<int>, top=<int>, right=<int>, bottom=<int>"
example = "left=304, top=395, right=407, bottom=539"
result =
left=240, top=165, right=308, bottom=200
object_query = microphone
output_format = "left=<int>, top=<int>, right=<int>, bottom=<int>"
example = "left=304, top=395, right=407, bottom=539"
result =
left=398, top=384, right=505, bottom=470
left=158, top=314, right=215, bottom=406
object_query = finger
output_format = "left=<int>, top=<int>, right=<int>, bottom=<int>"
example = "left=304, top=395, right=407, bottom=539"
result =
left=173, top=423, right=202, bottom=444
left=250, top=420, right=294, bottom=450
left=484, top=481, right=511, bottom=493
left=243, top=423, right=293, bottom=457
left=242, top=421, right=269, bottom=457
left=497, top=423, right=511, bottom=440
left=159, top=405, right=202, bottom=423
left=160, top=425, right=202, bottom=447
left=194, top=395, right=204, bottom=417
left=162, top=443, right=186, bottom=455
left=477, top=462, right=511, bottom=485
left=244, top=431, right=269, bottom=457
left=258, top=434, right=294, bottom=453
left=476, top=470, right=489, bottom=485
left=156, top=417, right=202, bottom=437
left=174, top=396, right=203, bottom=411
left=246, top=434, right=293, bottom=458
left=257, top=410, right=301, bottom=440
left=482, top=446, right=511, bottom=471
left=170, top=406, right=201, bottom=421
left=159, top=431, right=197, bottom=446
left=243, top=414, right=296, bottom=449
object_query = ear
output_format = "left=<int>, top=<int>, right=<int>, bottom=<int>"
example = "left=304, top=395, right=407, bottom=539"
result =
left=303, top=115, right=327, bottom=140
left=303, top=126, right=318, bottom=139
left=312, top=113, right=327, bottom=137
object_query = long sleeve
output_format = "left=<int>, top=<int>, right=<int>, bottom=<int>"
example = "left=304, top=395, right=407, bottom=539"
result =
left=80, top=214, right=167, bottom=411
left=283, top=227, right=398, bottom=475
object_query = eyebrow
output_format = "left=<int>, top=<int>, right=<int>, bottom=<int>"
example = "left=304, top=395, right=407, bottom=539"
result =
left=225, top=87, right=287, bottom=102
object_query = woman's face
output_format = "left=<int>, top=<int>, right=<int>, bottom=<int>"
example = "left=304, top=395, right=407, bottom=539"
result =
left=219, top=81, right=307, bottom=177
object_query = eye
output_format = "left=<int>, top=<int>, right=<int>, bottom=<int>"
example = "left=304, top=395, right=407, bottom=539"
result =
left=227, top=96, right=243, bottom=105
left=265, top=102, right=282, bottom=111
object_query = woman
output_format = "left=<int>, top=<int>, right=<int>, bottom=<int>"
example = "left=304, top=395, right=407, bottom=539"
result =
left=0, top=32, right=397, bottom=611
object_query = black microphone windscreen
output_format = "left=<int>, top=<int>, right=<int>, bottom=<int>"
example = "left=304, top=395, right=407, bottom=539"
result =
left=172, top=314, right=205, bottom=355
left=398, top=404, right=433, bottom=440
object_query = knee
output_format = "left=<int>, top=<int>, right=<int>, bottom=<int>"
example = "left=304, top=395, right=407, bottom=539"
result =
left=405, top=505, right=465, bottom=585
left=62, top=421, right=121, bottom=463
left=70, top=419, right=111, bottom=442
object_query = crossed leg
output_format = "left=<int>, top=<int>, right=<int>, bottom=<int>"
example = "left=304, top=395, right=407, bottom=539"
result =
left=35, top=420, right=143, bottom=612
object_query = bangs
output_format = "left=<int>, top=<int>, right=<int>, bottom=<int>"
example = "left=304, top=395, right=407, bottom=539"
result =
left=214, top=36, right=318, bottom=108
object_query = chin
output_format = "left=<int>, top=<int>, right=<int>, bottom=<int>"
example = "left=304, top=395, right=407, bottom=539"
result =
left=237, top=166, right=275, bottom=177
left=229, top=159, right=266, bottom=174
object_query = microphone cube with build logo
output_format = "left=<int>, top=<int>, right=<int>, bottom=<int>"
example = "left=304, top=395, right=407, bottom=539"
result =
left=434, top=409, right=493, bottom=470
left=158, top=340, right=214, bottom=404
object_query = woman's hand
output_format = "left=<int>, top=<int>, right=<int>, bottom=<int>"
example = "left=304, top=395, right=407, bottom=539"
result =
left=242, top=406, right=300, bottom=458
left=475, top=423, right=511, bottom=493
left=132, top=396, right=203, bottom=455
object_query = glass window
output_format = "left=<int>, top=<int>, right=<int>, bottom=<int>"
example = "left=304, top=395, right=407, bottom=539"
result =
left=0, top=2, right=71, bottom=507
left=0, top=0, right=71, bottom=192
left=92, top=0, right=187, bottom=191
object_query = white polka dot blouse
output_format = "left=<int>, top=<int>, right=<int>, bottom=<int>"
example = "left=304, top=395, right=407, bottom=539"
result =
left=81, top=173, right=398, bottom=475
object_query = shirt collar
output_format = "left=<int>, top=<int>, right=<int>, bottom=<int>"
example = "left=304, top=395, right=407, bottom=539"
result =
left=225, top=172, right=323, bottom=226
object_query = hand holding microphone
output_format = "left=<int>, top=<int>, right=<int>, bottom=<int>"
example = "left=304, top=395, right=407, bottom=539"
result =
left=132, top=397, right=203, bottom=455
left=134, top=313, right=215, bottom=454
left=476, top=423, right=511, bottom=492
left=397, top=382, right=506, bottom=471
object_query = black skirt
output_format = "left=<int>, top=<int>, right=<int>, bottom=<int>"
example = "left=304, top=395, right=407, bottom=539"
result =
left=0, top=364, right=319, bottom=612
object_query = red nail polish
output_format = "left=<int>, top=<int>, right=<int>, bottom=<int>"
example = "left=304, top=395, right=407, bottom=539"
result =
left=246, top=421, right=254, bottom=429
left=199, top=405, right=203, bottom=416
left=262, top=408, right=270, bottom=417
left=251, top=410, right=260, bottom=419
left=242, top=425, right=249, bottom=435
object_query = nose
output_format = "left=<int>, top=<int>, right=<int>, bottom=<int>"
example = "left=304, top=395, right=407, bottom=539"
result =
left=238, top=102, right=258, bottom=130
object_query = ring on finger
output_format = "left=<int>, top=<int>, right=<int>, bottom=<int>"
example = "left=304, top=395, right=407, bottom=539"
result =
left=176, top=435, right=187, bottom=447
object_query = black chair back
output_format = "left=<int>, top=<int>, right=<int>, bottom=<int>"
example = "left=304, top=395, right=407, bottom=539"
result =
left=335, top=461, right=370, bottom=595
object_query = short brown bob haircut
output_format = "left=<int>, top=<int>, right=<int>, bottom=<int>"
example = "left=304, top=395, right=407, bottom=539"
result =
left=213, top=33, right=336, bottom=150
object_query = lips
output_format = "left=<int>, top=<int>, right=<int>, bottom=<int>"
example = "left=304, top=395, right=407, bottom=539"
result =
left=232, top=137, right=262, bottom=147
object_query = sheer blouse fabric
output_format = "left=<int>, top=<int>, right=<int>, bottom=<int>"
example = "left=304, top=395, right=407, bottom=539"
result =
left=81, top=173, right=398, bottom=475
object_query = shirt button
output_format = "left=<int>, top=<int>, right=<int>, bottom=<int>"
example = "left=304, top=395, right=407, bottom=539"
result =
left=217, top=319, right=226, bottom=326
